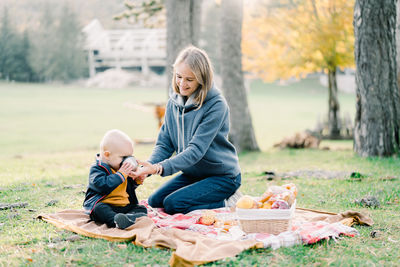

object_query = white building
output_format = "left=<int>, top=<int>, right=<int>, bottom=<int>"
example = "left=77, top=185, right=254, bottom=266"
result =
left=82, top=19, right=166, bottom=77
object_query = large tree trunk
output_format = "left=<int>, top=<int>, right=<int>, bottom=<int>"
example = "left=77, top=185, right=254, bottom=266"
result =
left=327, top=68, right=341, bottom=139
left=190, top=0, right=202, bottom=48
left=165, top=0, right=201, bottom=92
left=353, top=0, right=400, bottom=157
left=220, top=0, right=259, bottom=153
left=397, top=0, right=400, bottom=88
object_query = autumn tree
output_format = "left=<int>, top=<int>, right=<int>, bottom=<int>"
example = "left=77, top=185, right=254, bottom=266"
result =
left=220, top=0, right=259, bottom=152
left=52, top=3, right=88, bottom=82
left=30, top=3, right=87, bottom=82
left=0, top=8, right=35, bottom=81
left=243, top=0, right=354, bottom=139
left=0, top=7, right=16, bottom=80
left=353, top=0, right=400, bottom=156
left=29, top=3, right=57, bottom=82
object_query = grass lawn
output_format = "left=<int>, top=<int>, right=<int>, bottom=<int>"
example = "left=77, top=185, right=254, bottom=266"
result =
left=0, top=79, right=399, bottom=266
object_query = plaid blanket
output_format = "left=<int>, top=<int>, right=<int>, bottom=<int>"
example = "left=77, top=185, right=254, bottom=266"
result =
left=140, top=201, right=359, bottom=250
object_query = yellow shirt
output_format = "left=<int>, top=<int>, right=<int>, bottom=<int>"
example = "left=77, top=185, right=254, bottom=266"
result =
left=101, top=169, right=129, bottom=207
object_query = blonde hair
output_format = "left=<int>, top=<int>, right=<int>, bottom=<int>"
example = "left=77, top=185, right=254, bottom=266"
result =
left=172, top=46, right=214, bottom=108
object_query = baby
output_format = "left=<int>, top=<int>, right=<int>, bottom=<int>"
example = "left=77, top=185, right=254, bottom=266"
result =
left=83, top=129, right=147, bottom=229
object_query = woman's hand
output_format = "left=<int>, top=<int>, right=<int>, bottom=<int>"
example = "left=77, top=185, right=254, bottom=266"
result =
left=130, top=160, right=157, bottom=178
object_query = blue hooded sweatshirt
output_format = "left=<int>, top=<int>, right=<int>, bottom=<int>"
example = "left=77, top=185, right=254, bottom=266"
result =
left=148, top=85, right=241, bottom=178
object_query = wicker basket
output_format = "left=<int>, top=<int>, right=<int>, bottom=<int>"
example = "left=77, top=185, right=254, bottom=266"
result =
left=236, top=200, right=296, bottom=235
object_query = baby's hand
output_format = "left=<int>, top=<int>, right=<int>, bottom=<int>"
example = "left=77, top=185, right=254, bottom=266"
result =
left=119, top=161, right=134, bottom=176
left=134, top=175, right=147, bottom=185
left=128, top=166, right=147, bottom=184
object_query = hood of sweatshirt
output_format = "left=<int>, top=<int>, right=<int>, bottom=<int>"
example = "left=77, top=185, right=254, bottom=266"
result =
left=169, top=84, right=220, bottom=111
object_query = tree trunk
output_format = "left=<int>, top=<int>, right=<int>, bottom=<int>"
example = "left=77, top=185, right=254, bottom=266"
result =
left=353, top=0, right=400, bottom=157
left=327, top=68, right=341, bottom=139
left=397, top=0, right=400, bottom=88
left=190, top=0, right=202, bottom=48
left=165, top=0, right=201, bottom=93
left=220, top=0, right=259, bottom=153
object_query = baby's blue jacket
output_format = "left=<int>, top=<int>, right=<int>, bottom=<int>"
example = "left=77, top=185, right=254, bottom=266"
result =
left=83, top=155, right=139, bottom=214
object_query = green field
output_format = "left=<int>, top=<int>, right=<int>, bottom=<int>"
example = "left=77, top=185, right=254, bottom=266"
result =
left=0, top=78, right=356, bottom=156
left=0, top=79, right=399, bottom=266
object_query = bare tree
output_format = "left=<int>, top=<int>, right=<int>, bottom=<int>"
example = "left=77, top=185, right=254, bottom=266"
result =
left=397, top=0, right=400, bottom=88
left=353, top=0, right=400, bottom=156
left=220, top=0, right=259, bottom=152
left=165, top=0, right=201, bottom=86
left=115, top=0, right=202, bottom=91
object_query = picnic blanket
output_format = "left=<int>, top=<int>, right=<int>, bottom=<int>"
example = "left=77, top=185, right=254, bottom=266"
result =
left=38, top=202, right=373, bottom=267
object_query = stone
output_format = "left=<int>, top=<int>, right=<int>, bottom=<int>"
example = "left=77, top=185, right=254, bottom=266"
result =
left=0, top=202, right=28, bottom=210
left=46, top=200, right=59, bottom=206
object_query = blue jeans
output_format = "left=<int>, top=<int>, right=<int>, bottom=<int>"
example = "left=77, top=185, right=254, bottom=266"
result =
left=148, top=173, right=241, bottom=214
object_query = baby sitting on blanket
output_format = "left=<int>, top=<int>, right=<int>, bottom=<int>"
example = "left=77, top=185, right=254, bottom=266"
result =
left=83, top=129, right=147, bottom=229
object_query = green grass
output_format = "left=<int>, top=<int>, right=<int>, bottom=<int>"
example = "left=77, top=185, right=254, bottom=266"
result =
left=0, top=82, right=164, bottom=155
left=0, top=79, right=399, bottom=266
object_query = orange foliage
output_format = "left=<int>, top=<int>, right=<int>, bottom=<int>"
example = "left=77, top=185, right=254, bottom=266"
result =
left=242, top=0, right=355, bottom=82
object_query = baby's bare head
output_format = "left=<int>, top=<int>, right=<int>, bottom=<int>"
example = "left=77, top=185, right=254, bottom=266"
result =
left=100, top=129, right=134, bottom=162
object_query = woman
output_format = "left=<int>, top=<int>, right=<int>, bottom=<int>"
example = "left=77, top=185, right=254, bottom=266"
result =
left=132, top=46, right=242, bottom=214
